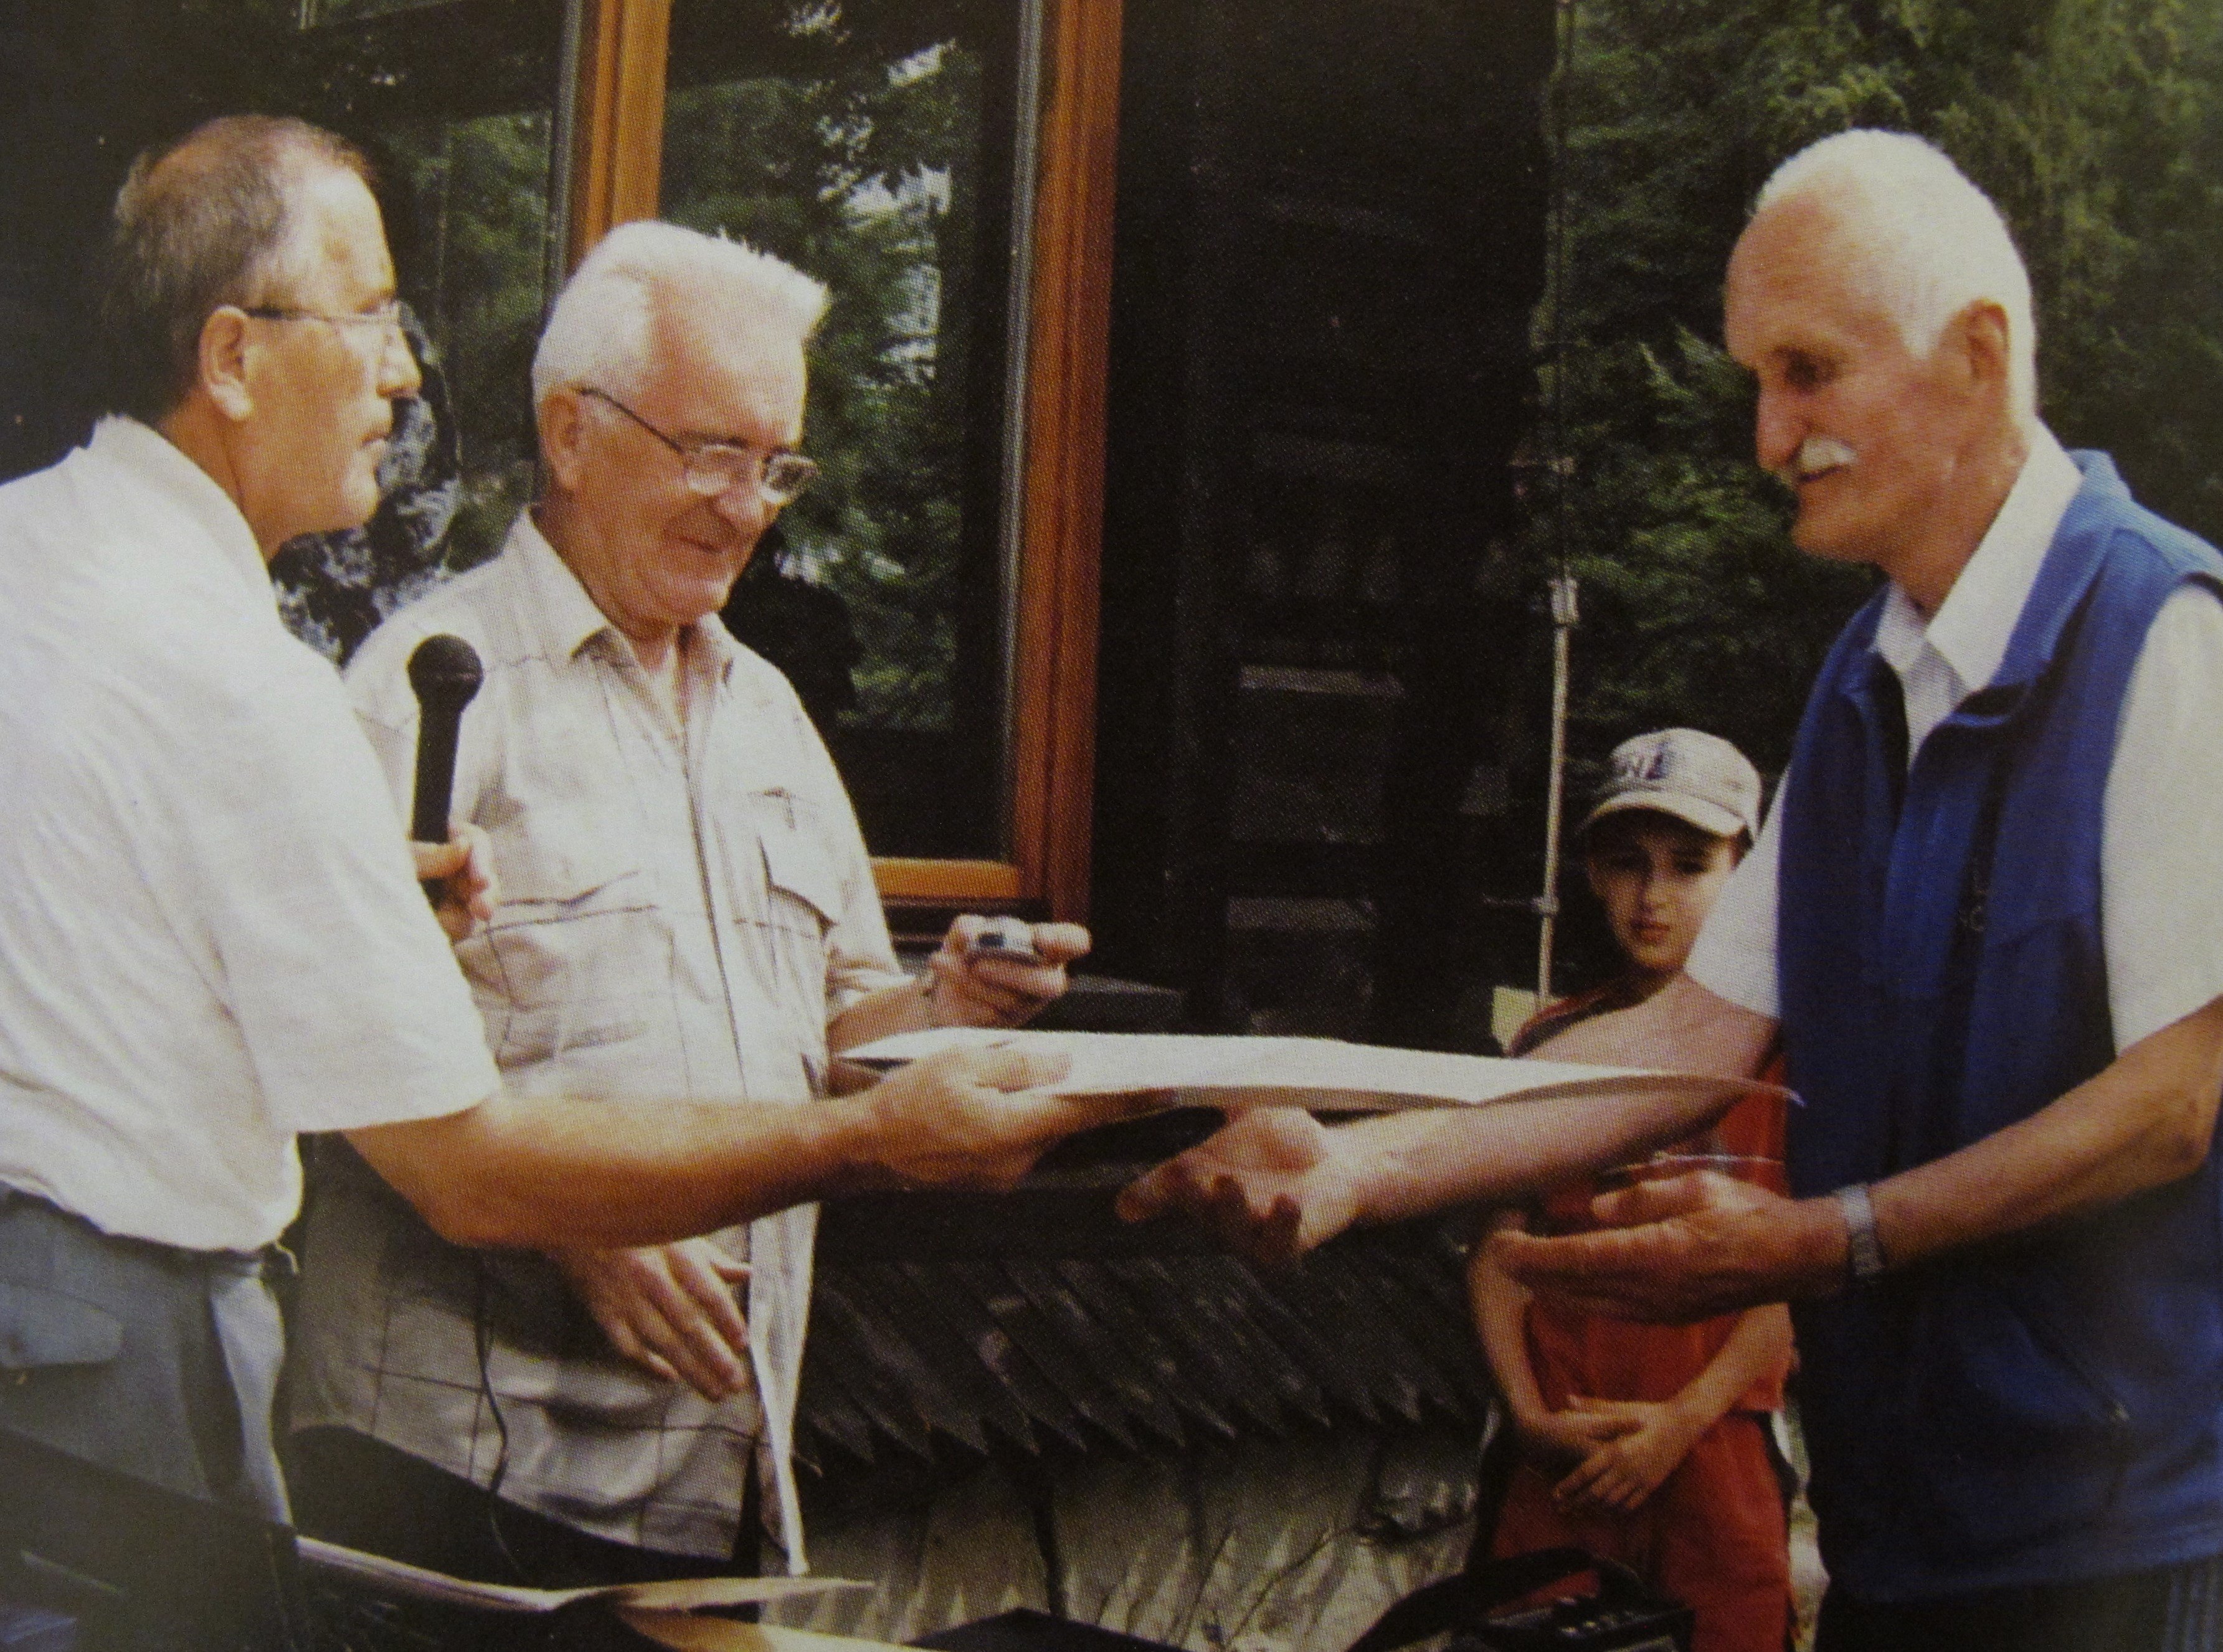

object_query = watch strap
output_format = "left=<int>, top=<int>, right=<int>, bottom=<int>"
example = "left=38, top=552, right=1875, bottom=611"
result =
left=1836, top=1182, right=1887, bottom=1282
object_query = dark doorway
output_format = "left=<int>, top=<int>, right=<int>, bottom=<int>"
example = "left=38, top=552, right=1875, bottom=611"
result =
left=1091, top=0, right=1558, bottom=1046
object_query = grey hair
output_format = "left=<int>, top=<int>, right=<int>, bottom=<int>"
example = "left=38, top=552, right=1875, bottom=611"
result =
left=1754, top=130, right=2037, bottom=423
left=96, top=115, right=374, bottom=424
left=531, top=220, right=830, bottom=407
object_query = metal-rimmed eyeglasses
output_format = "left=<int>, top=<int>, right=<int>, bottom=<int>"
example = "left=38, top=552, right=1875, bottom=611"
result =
left=242, top=300, right=409, bottom=350
left=579, top=385, right=819, bottom=506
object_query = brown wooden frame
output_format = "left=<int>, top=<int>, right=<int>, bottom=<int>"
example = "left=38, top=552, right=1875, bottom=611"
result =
left=564, top=0, right=1122, bottom=924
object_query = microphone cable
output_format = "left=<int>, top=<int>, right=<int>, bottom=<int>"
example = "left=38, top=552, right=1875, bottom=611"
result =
left=471, top=1255, right=533, bottom=1585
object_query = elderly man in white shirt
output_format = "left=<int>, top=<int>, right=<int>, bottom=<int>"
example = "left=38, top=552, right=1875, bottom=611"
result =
left=286, top=222, right=1088, bottom=1586
left=1122, top=131, right=2223, bottom=1648
left=0, top=115, right=1124, bottom=1534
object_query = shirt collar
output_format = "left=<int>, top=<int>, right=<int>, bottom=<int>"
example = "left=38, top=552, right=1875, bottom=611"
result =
left=86, top=415, right=272, bottom=605
left=505, top=507, right=741, bottom=682
left=1872, top=425, right=2084, bottom=694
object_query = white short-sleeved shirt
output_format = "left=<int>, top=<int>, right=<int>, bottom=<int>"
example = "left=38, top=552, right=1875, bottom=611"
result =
left=0, top=418, right=498, bottom=1252
left=1687, top=428, right=2223, bottom=1053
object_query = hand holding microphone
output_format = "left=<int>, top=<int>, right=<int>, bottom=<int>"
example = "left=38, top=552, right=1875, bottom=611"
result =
left=406, top=635, right=489, bottom=940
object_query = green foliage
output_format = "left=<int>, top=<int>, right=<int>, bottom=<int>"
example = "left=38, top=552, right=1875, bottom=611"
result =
left=664, top=33, right=987, bottom=732
left=1536, top=0, right=2223, bottom=783
left=382, top=108, right=556, bottom=571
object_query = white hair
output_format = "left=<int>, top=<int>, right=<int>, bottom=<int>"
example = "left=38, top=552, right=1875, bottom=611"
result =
left=1754, top=130, right=2036, bottom=422
left=530, top=220, right=830, bottom=407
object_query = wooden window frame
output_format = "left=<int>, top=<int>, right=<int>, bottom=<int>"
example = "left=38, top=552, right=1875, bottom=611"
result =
left=564, top=0, right=1121, bottom=923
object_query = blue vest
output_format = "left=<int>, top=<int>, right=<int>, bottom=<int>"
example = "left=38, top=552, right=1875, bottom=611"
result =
left=1779, top=453, right=2223, bottom=1602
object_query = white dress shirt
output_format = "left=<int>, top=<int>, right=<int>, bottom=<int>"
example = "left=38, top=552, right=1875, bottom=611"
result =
left=287, top=512, right=904, bottom=1565
left=1688, top=427, right=2223, bottom=1052
left=0, top=418, right=498, bottom=1252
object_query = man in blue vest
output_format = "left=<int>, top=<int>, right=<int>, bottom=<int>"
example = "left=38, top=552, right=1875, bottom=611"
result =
left=1122, top=130, right=2223, bottom=1649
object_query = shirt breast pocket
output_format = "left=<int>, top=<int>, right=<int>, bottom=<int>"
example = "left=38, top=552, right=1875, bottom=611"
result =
left=467, top=818, right=668, bottom=1028
left=758, top=797, right=843, bottom=940
left=742, top=790, right=844, bottom=1045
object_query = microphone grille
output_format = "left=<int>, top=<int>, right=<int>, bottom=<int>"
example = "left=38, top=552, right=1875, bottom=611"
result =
left=407, top=633, right=484, bottom=703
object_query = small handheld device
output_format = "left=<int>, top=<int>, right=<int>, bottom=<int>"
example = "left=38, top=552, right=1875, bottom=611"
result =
left=967, top=915, right=1044, bottom=966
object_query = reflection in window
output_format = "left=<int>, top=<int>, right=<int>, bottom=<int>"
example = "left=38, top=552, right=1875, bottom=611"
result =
left=273, top=0, right=568, bottom=654
left=668, top=0, right=1030, bottom=859
left=2, top=3, right=1040, bottom=857
left=0, top=0, right=569, bottom=658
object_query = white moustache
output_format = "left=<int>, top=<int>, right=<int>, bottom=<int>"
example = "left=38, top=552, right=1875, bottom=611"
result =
left=1775, top=435, right=1857, bottom=486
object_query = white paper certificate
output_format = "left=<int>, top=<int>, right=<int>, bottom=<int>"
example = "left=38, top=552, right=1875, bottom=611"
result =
left=840, top=1027, right=1787, bottom=1113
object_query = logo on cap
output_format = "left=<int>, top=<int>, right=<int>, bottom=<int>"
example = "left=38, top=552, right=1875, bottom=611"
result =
left=1582, top=727, right=1764, bottom=843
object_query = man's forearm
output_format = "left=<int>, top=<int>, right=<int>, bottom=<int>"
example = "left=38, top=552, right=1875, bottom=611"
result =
left=348, top=1088, right=896, bottom=1250
left=1870, top=994, right=2223, bottom=1269
left=1335, top=1088, right=1740, bottom=1229
left=348, top=1044, right=1105, bottom=1251
left=828, top=975, right=936, bottom=1054
left=1522, top=972, right=1776, bottom=1077
left=1332, top=976, right=1778, bottom=1227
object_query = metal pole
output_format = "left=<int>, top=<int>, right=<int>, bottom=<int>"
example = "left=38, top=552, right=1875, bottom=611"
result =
left=1534, top=0, right=1581, bottom=1003
left=1537, top=573, right=1577, bottom=998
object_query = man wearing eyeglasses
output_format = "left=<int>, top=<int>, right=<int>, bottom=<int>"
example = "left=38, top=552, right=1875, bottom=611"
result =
left=285, top=220, right=1086, bottom=1586
left=0, top=116, right=1128, bottom=1563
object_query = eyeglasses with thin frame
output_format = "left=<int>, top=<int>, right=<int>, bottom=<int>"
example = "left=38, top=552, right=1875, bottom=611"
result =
left=579, top=385, right=818, bottom=507
left=242, top=300, right=409, bottom=353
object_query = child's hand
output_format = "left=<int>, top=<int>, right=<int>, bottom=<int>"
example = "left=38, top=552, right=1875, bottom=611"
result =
left=1514, top=1404, right=1636, bottom=1471
left=1552, top=1396, right=1705, bottom=1513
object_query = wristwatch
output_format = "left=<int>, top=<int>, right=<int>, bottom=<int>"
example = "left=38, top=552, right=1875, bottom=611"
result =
left=1835, top=1183, right=1887, bottom=1283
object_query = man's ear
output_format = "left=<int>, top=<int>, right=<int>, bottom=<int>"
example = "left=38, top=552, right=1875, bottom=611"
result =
left=197, top=306, right=255, bottom=422
left=1947, top=299, right=2012, bottom=407
left=538, top=389, right=587, bottom=492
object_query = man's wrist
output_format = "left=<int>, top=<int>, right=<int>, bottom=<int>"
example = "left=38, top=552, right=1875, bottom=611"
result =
left=1337, top=1130, right=1398, bottom=1232
left=1796, top=1191, right=1855, bottom=1292
left=796, top=1083, right=906, bottom=1195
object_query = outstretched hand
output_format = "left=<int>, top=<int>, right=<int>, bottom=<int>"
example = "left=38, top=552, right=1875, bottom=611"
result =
left=1116, top=1107, right=1362, bottom=1265
left=866, top=1043, right=1155, bottom=1191
left=1492, top=1169, right=1846, bottom=1321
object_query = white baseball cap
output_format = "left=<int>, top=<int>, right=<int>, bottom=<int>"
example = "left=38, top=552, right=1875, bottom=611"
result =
left=1580, top=727, right=1763, bottom=843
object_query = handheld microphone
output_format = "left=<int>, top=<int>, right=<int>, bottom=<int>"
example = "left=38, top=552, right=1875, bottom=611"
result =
left=407, top=634, right=484, bottom=899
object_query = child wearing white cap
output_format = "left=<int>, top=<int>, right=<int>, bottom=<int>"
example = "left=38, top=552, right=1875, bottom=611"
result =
left=1555, top=727, right=1763, bottom=1000
left=1469, top=729, right=1794, bottom=1652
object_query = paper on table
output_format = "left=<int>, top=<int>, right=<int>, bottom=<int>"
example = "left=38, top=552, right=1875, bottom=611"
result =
left=296, top=1536, right=873, bottom=1615
left=840, top=1027, right=1788, bottom=1112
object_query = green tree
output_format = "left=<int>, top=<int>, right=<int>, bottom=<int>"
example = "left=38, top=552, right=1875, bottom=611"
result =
left=1532, top=0, right=2223, bottom=798
left=663, top=26, right=988, bottom=732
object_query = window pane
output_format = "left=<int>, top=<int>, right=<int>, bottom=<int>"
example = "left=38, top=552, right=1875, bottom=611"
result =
left=664, top=0, right=1029, bottom=859
left=273, top=0, right=570, bottom=657
left=0, top=0, right=569, bottom=658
